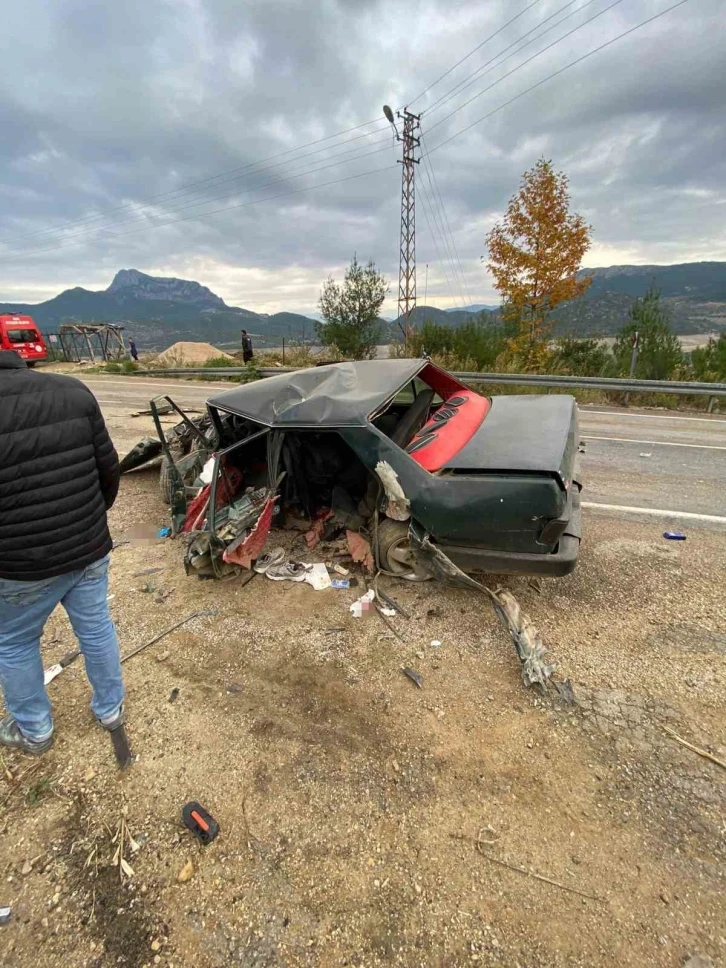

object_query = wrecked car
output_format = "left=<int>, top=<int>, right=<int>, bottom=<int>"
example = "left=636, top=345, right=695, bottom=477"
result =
left=127, top=361, right=583, bottom=579
left=123, top=360, right=581, bottom=581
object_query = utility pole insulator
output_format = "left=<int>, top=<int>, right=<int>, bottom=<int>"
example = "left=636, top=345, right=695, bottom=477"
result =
left=397, top=108, right=421, bottom=346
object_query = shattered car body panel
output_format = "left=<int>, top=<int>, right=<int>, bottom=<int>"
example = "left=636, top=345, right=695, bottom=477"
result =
left=205, top=359, right=425, bottom=428
left=121, top=360, right=582, bottom=580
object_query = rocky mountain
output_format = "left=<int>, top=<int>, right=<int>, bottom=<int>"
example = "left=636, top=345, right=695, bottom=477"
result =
left=107, top=268, right=227, bottom=308
left=2, top=262, right=724, bottom=350
left=0, top=270, right=313, bottom=349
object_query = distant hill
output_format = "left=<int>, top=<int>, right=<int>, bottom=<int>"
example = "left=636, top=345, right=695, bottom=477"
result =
left=445, top=303, right=498, bottom=313
left=391, top=264, right=726, bottom=337
left=393, top=304, right=494, bottom=330
left=0, top=269, right=319, bottom=350
left=555, top=261, right=726, bottom=336
left=2, top=262, right=724, bottom=351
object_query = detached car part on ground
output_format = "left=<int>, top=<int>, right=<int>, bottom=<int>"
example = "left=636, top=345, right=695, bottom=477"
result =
left=121, top=361, right=582, bottom=688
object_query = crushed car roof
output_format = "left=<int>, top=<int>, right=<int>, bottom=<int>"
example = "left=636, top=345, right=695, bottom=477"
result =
left=207, top=359, right=427, bottom=428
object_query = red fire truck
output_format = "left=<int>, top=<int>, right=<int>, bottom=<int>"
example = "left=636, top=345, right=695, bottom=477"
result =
left=0, top=314, right=48, bottom=366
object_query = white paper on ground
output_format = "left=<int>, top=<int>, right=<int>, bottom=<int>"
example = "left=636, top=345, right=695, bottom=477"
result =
left=350, top=588, right=376, bottom=618
left=305, top=563, right=332, bottom=591
left=43, top=665, right=62, bottom=686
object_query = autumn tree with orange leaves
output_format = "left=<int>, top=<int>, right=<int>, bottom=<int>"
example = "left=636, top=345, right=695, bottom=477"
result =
left=486, top=159, right=592, bottom=370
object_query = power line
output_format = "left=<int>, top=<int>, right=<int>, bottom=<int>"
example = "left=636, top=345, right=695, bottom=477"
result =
left=421, top=136, right=473, bottom=306
left=3, top=0, right=692, bottom=264
left=419, top=152, right=468, bottom=307
left=429, top=0, right=693, bottom=153
left=5, top=138, right=397, bottom=253
left=2, top=120, right=392, bottom=245
left=420, top=161, right=467, bottom=307
left=418, top=176, right=463, bottom=309
left=0, top=164, right=399, bottom=260
left=426, top=0, right=628, bottom=137
left=407, top=0, right=546, bottom=107
left=425, top=0, right=600, bottom=117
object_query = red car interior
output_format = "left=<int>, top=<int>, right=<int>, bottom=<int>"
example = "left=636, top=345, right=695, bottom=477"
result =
left=408, top=389, right=490, bottom=472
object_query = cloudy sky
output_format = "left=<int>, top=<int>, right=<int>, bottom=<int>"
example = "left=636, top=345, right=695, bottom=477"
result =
left=0, top=0, right=724, bottom=315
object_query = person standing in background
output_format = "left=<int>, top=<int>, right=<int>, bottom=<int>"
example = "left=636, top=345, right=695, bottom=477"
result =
left=241, top=330, right=254, bottom=364
left=128, top=337, right=139, bottom=362
left=0, top=350, right=126, bottom=755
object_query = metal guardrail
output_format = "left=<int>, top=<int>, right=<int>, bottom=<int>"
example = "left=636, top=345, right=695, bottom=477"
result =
left=135, top=365, right=726, bottom=407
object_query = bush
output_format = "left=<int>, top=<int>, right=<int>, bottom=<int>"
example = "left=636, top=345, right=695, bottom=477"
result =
left=203, top=356, right=240, bottom=368
left=690, top=333, right=726, bottom=382
left=613, top=287, right=683, bottom=380
left=104, top=362, right=122, bottom=373
left=548, top=336, right=613, bottom=376
left=399, top=317, right=508, bottom=371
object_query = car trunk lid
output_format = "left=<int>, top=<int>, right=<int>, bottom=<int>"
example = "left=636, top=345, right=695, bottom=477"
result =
left=443, top=395, right=578, bottom=488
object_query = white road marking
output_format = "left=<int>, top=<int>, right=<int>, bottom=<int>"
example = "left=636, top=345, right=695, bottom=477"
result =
left=581, top=435, right=726, bottom=451
left=581, top=409, right=726, bottom=425
left=81, top=379, right=220, bottom=392
left=583, top=502, right=726, bottom=524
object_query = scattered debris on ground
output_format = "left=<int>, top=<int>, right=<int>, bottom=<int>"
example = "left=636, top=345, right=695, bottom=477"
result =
left=2, top=383, right=724, bottom=968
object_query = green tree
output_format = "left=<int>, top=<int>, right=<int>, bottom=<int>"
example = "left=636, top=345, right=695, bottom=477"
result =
left=316, top=256, right=387, bottom=360
left=549, top=336, right=613, bottom=376
left=403, top=316, right=508, bottom=371
left=614, top=286, right=683, bottom=381
left=690, top=332, right=726, bottom=382
left=486, top=159, right=592, bottom=370
left=451, top=318, right=508, bottom=371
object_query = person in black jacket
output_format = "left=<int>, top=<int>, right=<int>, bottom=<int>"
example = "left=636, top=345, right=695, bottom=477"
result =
left=241, top=330, right=254, bottom=364
left=0, top=350, right=126, bottom=754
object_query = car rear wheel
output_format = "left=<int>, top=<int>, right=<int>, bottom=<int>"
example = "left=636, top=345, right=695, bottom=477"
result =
left=159, top=454, right=173, bottom=504
left=377, top=518, right=431, bottom=581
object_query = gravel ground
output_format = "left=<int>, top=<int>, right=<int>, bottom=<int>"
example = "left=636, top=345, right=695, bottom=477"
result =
left=1, top=420, right=724, bottom=968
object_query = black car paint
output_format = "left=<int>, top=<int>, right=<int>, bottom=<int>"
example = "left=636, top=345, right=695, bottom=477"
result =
left=339, top=425, right=567, bottom=555
left=132, top=360, right=582, bottom=577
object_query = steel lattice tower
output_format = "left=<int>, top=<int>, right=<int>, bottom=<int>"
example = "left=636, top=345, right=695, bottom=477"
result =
left=397, top=109, right=421, bottom=344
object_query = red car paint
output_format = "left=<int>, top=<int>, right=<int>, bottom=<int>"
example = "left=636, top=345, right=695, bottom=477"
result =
left=223, top=495, right=277, bottom=569
left=0, top=315, right=48, bottom=365
left=409, top=391, right=491, bottom=473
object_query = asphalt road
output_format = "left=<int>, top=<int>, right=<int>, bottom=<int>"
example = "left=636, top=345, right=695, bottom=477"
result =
left=78, top=374, right=726, bottom=531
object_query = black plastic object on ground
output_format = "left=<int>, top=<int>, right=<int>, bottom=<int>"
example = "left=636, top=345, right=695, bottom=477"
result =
left=402, top=667, right=423, bottom=689
left=109, top=724, right=133, bottom=770
left=182, top=802, right=220, bottom=845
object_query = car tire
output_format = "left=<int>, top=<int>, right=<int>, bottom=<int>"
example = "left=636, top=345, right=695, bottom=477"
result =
left=159, top=454, right=173, bottom=504
left=377, top=518, right=431, bottom=581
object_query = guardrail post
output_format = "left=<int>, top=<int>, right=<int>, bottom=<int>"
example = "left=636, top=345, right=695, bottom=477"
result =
left=708, top=394, right=716, bottom=414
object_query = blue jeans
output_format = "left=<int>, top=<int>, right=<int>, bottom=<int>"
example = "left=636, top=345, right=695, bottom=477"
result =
left=0, top=555, right=125, bottom=741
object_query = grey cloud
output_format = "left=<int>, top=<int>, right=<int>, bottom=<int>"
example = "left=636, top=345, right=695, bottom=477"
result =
left=0, top=0, right=724, bottom=312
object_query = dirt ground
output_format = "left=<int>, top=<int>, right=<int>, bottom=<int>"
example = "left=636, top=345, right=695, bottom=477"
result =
left=1, top=423, right=725, bottom=967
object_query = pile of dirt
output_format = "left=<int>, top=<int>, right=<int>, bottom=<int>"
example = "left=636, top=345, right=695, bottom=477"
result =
left=157, top=341, right=232, bottom=364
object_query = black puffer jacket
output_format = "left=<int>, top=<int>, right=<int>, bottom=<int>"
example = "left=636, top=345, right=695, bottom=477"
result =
left=0, top=352, right=120, bottom=581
